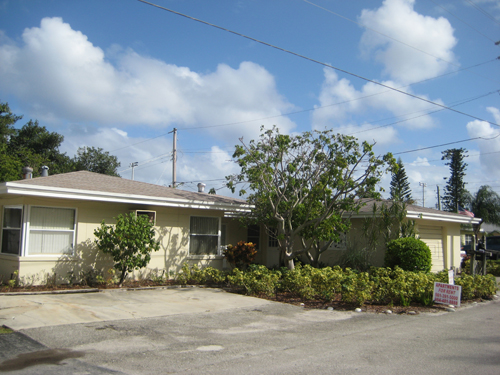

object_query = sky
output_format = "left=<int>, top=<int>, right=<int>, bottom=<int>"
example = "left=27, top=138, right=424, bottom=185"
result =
left=1, top=0, right=499, bottom=208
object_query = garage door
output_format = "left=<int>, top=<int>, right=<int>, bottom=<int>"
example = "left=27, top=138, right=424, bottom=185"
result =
left=418, top=225, right=444, bottom=272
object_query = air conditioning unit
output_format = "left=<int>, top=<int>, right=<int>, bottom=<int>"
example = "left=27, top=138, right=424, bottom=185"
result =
left=132, top=210, right=156, bottom=226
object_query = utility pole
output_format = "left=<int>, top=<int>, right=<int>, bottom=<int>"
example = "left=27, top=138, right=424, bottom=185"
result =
left=169, top=128, right=177, bottom=188
left=419, top=182, right=427, bottom=207
left=130, top=162, right=138, bottom=180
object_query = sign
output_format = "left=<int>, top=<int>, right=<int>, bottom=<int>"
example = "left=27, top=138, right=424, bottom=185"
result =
left=433, top=282, right=461, bottom=307
left=448, top=269, right=454, bottom=285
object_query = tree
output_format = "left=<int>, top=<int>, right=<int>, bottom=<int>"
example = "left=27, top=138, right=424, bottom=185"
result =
left=389, top=158, right=413, bottom=203
left=94, top=213, right=160, bottom=286
left=73, top=146, right=121, bottom=176
left=442, top=148, right=469, bottom=212
left=0, top=102, right=121, bottom=180
left=0, top=102, right=21, bottom=146
left=469, top=186, right=500, bottom=225
left=5, top=118, right=73, bottom=178
left=227, top=126, right=395, bottom=270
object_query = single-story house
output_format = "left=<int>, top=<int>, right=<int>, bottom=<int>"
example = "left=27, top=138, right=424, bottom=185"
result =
left=0, top=171, right=253, bottom=284
left=298, top=199, right=481, bottom=273
left=0, top=171, right=482, bottom=284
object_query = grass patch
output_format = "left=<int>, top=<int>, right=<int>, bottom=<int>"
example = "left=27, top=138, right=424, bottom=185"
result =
left=0, top=326, right=13, bottom=334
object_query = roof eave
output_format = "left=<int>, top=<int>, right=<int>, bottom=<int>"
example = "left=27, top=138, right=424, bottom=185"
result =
left=1, top=183, right=253, bottom=213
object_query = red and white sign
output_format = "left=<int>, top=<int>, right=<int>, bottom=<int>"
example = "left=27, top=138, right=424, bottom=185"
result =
left=433, top=282, right=462, bottom=307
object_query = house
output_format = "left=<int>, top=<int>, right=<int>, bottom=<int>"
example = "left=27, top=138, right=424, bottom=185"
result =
left=0, top=171, right=252, bottom=284
left=0, top=172, right=481, bottom=284
left=298, top=199, right=481, bottom=273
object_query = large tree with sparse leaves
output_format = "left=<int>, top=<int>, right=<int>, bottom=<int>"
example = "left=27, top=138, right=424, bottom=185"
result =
left=227, top=126, right=395, bottom=270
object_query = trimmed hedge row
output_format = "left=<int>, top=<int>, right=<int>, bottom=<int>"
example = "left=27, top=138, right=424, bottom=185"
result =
left=176, top=263, right=498, bottom=307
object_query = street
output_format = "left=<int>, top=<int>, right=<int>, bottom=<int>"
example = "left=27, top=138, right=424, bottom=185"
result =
left=0, top=288, right=499, bottom=374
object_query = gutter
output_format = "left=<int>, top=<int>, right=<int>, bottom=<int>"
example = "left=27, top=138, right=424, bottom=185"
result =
left=0, top=183, right=253, bottom=213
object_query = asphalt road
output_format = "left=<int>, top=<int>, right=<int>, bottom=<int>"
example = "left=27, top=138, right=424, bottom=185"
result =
left=1, top=292, right=499, bottom=375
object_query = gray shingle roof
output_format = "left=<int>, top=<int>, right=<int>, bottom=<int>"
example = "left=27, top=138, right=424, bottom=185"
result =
left=4, top=171, right=248, bottom=208
left=357, top=198, right=480, bottom=222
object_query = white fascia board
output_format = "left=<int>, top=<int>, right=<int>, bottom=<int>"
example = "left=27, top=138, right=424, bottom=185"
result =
left=405, top=210, right=481, bottom=224
left=2, top=183, right=253, bottom=213
left=349, top=210, right=481, bottom=224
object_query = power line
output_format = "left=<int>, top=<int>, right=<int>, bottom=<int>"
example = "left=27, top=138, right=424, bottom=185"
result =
left=464, top=0, right=500, bottom=27
left=426, top=0, right=497, bottom=43
left=106, top=57, right=496, bottom=153
left=137, top=0, right=500, bottom=129
left=393, top=132, right=500, bottom=155
left=304, top=0, right=499, bottom=84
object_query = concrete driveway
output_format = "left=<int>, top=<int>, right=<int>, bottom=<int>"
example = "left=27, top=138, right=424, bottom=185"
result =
left=0, top=287, right=274, bottom=330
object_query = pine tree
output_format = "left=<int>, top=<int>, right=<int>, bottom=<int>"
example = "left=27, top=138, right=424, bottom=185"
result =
left=441, top=148, right=469, bottom=212
left=390, top=158, right=413, bottom=203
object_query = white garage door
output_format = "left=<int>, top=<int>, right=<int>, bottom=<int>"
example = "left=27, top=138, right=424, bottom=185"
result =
left=418, top=225, right=444, bottom=272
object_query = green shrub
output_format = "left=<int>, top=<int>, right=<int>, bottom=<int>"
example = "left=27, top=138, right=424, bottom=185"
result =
left=279, top=264, right=315, bottom=299
left=310, top=266, right=344, bottom=301
left=175, top=263, right=227, bottom=285
left=341, top=269, right=372, bottom=306
left=227, top=264, right=281, bottom=296
left=385, top=237, right=432, bottom=272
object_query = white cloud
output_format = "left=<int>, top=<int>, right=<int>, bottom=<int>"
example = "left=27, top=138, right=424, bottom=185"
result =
left=0, top=17, right=295, bottom=145
left=466, top=107, right=500, bottom=177
left=358, top=0, right=457, bottom=84
left=311, top=69, right=441, bottom=138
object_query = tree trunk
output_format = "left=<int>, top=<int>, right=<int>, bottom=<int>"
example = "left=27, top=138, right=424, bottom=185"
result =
left=119, top=269, right=127, bottom=287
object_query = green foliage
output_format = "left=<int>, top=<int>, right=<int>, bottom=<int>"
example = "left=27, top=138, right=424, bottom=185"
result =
left=175, top=263, right=227, bottom=285
left=442, top=148, right=469, bottom=212
left=223, top=241, right=257, bottom=269
left=385, top=237, right=432, bottom=272
left=94, top=213, right=160, bottom=285
left=455, top=274, right=497, bottom=300
left=0, top=102, right=121, bottom=181
left=469, top=186, right=500, bottom=226
left=340, top=269, right=372, bottom=306
left=227, top=264, right=281, bottom=296
left=227, top=126, right=396, bottom=269
left=487, top=259, right=500, bottom=276
left=390, top=158, right=413, bottom=203
left=73, top=146, right=121, bottom=176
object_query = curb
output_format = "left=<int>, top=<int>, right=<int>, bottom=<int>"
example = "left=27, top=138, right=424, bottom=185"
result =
left=0, top=284, right=197, bottom=296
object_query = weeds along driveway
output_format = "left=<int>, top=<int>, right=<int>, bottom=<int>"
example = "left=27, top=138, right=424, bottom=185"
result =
left=0, top=287, right=276, bottom=330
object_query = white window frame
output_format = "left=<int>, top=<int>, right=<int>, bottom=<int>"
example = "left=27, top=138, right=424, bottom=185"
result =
left=24, top=206, right=77, bottom=257
left=188, top=216, right=221, bottom=258
left=1, top=205, right=25, bottom=256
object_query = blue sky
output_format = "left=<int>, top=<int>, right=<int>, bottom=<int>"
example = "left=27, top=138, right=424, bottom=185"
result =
left=1, top=0, right=499, bottom=208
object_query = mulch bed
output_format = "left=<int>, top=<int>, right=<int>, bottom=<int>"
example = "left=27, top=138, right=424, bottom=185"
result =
left=0, top=282, right=485, bottom=314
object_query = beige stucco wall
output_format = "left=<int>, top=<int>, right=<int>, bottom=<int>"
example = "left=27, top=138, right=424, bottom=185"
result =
left=303, top=218, right=463, bottom=272
left=0, top=196, right=245, bottom=285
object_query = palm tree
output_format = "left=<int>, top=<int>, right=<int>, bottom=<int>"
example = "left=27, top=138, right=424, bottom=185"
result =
left=469, top=186, right=500, bottom=226
left=467, top=186, right=500, bottom=242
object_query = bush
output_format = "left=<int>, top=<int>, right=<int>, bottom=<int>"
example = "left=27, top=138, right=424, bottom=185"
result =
left=175, top=263, right=227, bottom=285
left=223, top=241, right=257, bottom=269
left=227, top=264, right=281, bottom=296
left=385, top=237, right=432, bottom=272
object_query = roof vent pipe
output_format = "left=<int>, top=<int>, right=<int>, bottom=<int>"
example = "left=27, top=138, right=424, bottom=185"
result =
left=41, top=166, right=49, bottom=177
left=22, top=166, right=33, bottom=180
left=197, top=183, right=206, bottom=193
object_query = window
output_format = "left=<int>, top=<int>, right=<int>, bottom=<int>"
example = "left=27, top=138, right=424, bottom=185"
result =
left=247, top=225, right=260, bottom=250
left=327, top=233, right=347, bottom=251
left=1, top=206, right=23, bottom=255
left=268, top=227, right=279, bottom=248
left=27, top=207, right=76, bottom=255
left=189, top=216, right=220, bottom=255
